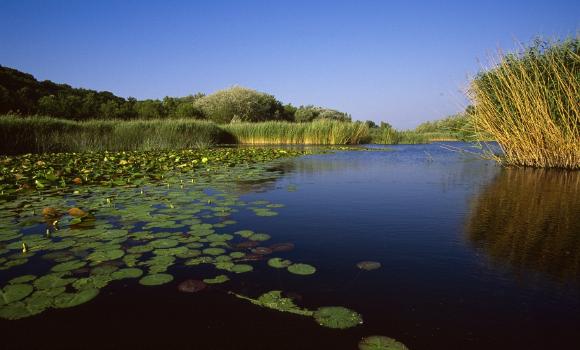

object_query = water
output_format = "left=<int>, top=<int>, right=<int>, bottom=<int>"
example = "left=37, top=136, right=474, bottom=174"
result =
left=2, top=143, right=579, bottom=349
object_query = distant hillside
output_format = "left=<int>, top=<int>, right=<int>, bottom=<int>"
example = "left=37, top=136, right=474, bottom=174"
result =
left=0, top=66, right=351, bottom=123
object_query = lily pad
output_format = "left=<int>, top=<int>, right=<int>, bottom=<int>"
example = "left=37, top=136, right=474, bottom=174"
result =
left=268, top=258, right=292, bottom=269
left=34, top=273, right=75, bottom=290
left=313, top=306, right=363, bottom=329
left=356, top=261, right=382, bottom=271
left=139, top=273, right=174, bottom=286
left=358, top=336, right=409, bottom=350
left=52, top=260, right=87, bottom=272
left=203, top=275, right=229, bottom=284
left=287, top=263, right=316, bottom=275
left=150, top=239, right=179, bottom=249
left=8, top=275, right=37, bottom=284
left=53, top=288, right=99, bottom=308
left=230, top=264, right=254, bottom=274
left=249, top=233, right=271, bottom=241
left=111, top=268, right=143, bottom=280
left=203, top=247, right=226, bottom=256
left=0, top=301, right=43, bottom=320
left=233, top=290, right=313, bottom=316
left=87, top=249, right=124, bottom=263
left=0, top=284, right=34, bottom=305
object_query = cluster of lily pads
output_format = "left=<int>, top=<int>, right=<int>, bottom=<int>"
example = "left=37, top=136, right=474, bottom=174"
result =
left=0, top=147, right=408, bottom=349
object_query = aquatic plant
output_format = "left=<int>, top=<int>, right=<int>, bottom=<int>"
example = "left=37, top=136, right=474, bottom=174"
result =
left=358, top=336, right=409, bottom=350
left=469, top=37, right=580, bottom=169
left=177, top=279, right=206, bottom=293
left=287, top=263, right=316, bottom=275
left=356, top=261, right=382, bottom=271
left=313, top=306, right=363, bottom=329
left=232, top=290, right=314, bottom=316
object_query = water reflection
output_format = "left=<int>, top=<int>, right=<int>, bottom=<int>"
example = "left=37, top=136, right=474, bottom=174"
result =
left=467, top=168, right=580, bottom=284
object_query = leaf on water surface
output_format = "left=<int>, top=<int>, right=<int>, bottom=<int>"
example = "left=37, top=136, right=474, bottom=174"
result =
left=8, top=275, right=37, bottom=284
left=34, top=273, right=76, bottom=290
left=0, top=301, right=44, bottom=320
left=53, top=288, right=99, bottom=308
left=234, top=230, right=254, bottom=238
left=233, top=290, right=313, bottom=317
left=287, top=263, right=316, bottom=276
left=51, top=260, right=87, bottom=272
left=87, top=249, right=125, bottom=263
left=149, top=239, right=179, bottom=249
left=139, top=273, right=174, bottom=286
left=267, top=258, right=292, bottom=269
left=203, top=275, right=229, bottom=284
left=356, top=261, right=382, bottom=271
left=0, top=284, right=34, bottom=305
left=111, top=268, right=143, bottom=280
left=203, top=248, right=226, bottom=256
left=313, top=306, right=363, bottom=329
left=358, top=336, right=409, bottom=350
left=249, top=233, right=271, bottom=242
left=230, top=264, right=253, bottom=274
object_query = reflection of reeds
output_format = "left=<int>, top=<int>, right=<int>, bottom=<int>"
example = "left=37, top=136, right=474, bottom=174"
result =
left=466, top=168, right=580, bottom=283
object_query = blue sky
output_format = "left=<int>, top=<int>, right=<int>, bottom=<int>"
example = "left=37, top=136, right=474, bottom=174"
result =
left=1, top=0, right=578, bottom=128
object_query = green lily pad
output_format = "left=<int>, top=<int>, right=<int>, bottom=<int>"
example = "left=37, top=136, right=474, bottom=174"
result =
left=203, top=275, right=229, bottom=284
left=0, top=284, right=34, bottom=305
left=358, top=336, right=409, bottom=350
left=0, top=301, right=43, bottom=320
left=139, top=273, right=174, bottom=286
left=53, top=289, right=99, bottom=308
left=8, top=275, right=37, bottom=284
left=34, top=273, right=75, bottom=290
left=150, top=239, right=179, bottom=249
left=287, top=263, right=316, bottom=275
left=203, top=247, right=226, bottom=256
left=111, top=268, right=143, bottom=280
left=234, top=230, right=254, bottom=238
left=230, top=264, right=253, bottom=274
left=52, top=260, right=87, bottom=272
left=313, top=306, right=363, bottom=329
left=87, top=249, right=124, bottom=262
left=268, top=258, right=292, bottom=269
left=249, top=233, right=271, bottom=241
left=233, top=290, right=313, bottom=316
left=72, top=275, right=112, bottom=290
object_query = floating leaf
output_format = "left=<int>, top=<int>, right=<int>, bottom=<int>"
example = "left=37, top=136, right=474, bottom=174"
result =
left=52, top=260, right=87, bottom=272
left=0, top=302, right=43, bottom=320
left=150, top=239, right=179, bottom=249
left=233, top=290, right=313, bottom=316
left=358, top=336, right=409, bottom=350
left=34, top=273, right=75, bottom=290
left=203, top=248, right=226, bottom=256
left=269, top=243, right=295, bottom=252
left=139, top=273, right=174, bottom=286
left=268, top=258, right=292, bottom=269
left=356, top=261, right=382, bottom=271
left=314, top=306, right=363, bottom=329
left=87, top=249, right=124, bottom=263
left=53, top=289, right=99, bottom=308
left=287, top=263, right=316, bottom=275
left=111, top=268, right=143, bottom=280
left=8, top=275, right=37, bottom=284
left=249, top=233, right=271, bottom=242
left=203, top=275, right=229, bottom=284
left=230, top=264, right=253, bottom=274
left=0, top=284, right=34, bottom=305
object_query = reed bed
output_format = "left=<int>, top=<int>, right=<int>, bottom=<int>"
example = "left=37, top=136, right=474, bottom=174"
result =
left=223, top=120, right=369, bottom=145
left=0, top=116, right=230, bottom=154
left=0, top=116, right=370, bottom=154
left=367, top=128, right=430, bottom=144
left=469, top=38, right=580, bottom=169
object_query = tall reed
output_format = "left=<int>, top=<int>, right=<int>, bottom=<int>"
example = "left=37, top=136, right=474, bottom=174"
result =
left=223, top=120, right=369, bottom=145
left=469, top=37, right=579, bottom=169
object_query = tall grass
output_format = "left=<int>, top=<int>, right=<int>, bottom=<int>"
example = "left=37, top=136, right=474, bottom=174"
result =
left=469, top=37, right=580, bottom=169
left=223, top=120, right=369, bottom=145
left=367, top=128, right=430, bottom=144
left=0, top=116, right=370, bottom=154
left=0, top=115, right=230, bottom=154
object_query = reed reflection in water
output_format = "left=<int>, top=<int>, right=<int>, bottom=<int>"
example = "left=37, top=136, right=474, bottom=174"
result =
left=467, top=168, right=580, bottom=284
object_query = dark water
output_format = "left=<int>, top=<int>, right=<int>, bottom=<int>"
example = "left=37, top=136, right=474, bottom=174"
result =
left=3, top=143, right=580, bottom=350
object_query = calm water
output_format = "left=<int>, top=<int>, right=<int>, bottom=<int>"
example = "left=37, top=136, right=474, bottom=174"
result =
left=2, top=143, right=580, bottom=349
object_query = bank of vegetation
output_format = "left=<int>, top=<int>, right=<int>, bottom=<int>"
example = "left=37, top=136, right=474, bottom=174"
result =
left=469, top=37, right=579, bottom=169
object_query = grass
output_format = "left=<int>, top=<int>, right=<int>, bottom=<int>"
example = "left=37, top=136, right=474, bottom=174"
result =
left=469, top=37, right=580, bottom=169
left=366, top=128, right=430, bottom=144
left=0, top=115, right=369, bottom=154
left=223, top=120, right=369, bottom=145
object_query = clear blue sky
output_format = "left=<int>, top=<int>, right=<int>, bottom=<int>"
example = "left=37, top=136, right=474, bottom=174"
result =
left=1, top=0, right=578, bottom=128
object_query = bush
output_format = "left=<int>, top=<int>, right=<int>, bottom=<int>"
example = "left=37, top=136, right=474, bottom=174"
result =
left=294, top=105, right=351, bottom=122
left=193, top=86, right=286, bottom=123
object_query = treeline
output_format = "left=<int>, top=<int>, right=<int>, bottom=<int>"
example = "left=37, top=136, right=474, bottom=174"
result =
left=0, top=65, right=351, bottom=123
